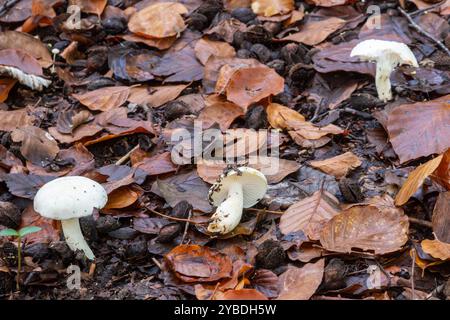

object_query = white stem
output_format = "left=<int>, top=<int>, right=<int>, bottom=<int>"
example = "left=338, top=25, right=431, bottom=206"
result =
left=61, top=218, right=95, bottom=260
left=207, top=181, right=243, bottom=234
left=375, top=54, right=398, bottom=102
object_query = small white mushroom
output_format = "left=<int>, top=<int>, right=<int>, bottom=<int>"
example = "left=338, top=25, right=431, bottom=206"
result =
left=350, top=39, right=418, bottom=102
left=207, top=167, right=267, bottom=235
left=33, top=176, right=108, bottom=260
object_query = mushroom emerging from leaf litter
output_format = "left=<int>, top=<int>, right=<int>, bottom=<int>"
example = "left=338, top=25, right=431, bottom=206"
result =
left=350, top=39, right=418, bottom=102
left=208, top=167, right=267, bottom=234
left=33, top=176, right=108, bottom=260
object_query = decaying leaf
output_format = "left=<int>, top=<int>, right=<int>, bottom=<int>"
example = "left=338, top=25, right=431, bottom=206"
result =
left=218, top=289, right=268, bottom=300
left=251, top=0, right=294, bottom=17
left=0, top=108, right=32, bottom=131
left=431, top=192, right=450, bottom=243
left=128, top=84, right=188, bottom=108
left=197, top=101, right=244, bottom=131
left=280, top=190, right=341, bottom=240
left=277, top=259, right=325, bottom=300
left=266, top=103, right=305, bottom=129
left=395, top=155, right=443, bottom=206
left=72, top=86, right=130, bottom=111
left=134, top=152, right=178, bottom=176
left=306, top=0, right=357, bottom=7
left=421, top=239, right=450, bottom=261
left=433, top=148, right=450, bottom=190
left=194, top=38, right=236, bottom=65
left=165, top=244, right=233, bottom=282
left=309, top=152, right=362, bottom=179
left=104, top=185, right=142, bottom=209
left=0, top=78, right=17, bottom=102
left=56, top=109, right=93, bottom=134
left=69, top=0, right=107, bottom=16
left=320, top=205, right=409, bottom=254
left=19, top=205, right=60, bottom=244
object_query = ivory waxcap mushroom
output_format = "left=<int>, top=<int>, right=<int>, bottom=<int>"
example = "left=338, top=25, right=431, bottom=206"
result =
left=350, top=39, right=418, bottom=102
left=34, top=176, right=108, bottom=260
left=207, top=167, right=267, bottom=234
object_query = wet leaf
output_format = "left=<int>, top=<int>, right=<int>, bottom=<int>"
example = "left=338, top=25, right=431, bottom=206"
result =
left=280, top=190, right=341, bottom=240
left=0, top=109, right=32, bottom=131
left=128, top=84, right=188, bottom=108
left=72, top=86, right=130, bottom=111
left=277, top=259, right=325, bottom=300
left=320, top=205, right=409, bottom=254
left=251, top=0, right=294, bottom=17
left=165, top=244, right=233, bottom=283
left=421, top=239, right=450, bottom=260
left=431, top=192, right=450, bottom=243
left=387, top=96, right=450, bottom=163
left=194, top=38, right=236, bottom=65
left=395, top=155, right=443, bottom=206
left=11, top=126, right=59, bottom=166
left=309, top=152, right=362, bottom=179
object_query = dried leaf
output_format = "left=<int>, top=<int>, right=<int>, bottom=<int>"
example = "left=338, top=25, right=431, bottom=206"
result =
left=214, top=58, right=262, bottom=95
left=433, top=148, right=450, bottom=190
left=104, top=185, right=142, bottom=209
left=266, top=103, right=305, bottom=129
left=431, top=192, right=450, bottom=243
left=387, top=97, right=450, bottom=163
left=287, top=120, right=344, bottom=140
left=0, top=78, right=17, bottom=102
left=165, top=244, right=233, bottom=282
left=280, top=190, right=341, bottom=240
left=48, top=123, right=102, bottom=144
left=205, top=18, right=247, bottom=43
left=134, top=152, right=178, bottom=176
left=121, top=34, right=177, bottom=50
left=194, top=38, right=236, bottom=65
left=218, top=289, right=268, bottom=300
left=0, top=109, right=32, bottom=131
left=421, top=239, right=450, bottom=260
left=306, top=0, right=357, bottom=7
left=19, top=205, right=60, bottom=244
left=128, top=84, right=188, bottom=108
left=69, top=0, right=107, bottom=16
left=56, top=109, right=93, bottom=134
left=320, top=205, right=409, bottom=254
left=4, top=173, right=55, bottom=199
left=277, top=259, right=325, bottom=300
left=0, top=0, right=32, bottom=23
left=73, top=86, right=130, bottom=111
left=309, top=152, right=362, bottom=179
left=128, top=2, right=187, bottom=39
left=395, top=155, right=444, bottom=206
left=11, top=126, right=59, bottom=166
left=197, top=101, right=244, bottom=131
left=251, top=0, right=294, bottom=17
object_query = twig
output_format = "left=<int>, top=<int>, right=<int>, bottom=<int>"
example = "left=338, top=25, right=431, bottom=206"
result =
left=410, top=0, right=445, bottom=16
left=411, top=248, right=416, bottom=300
left=0, top=0, right=20, bottom=17
left=398, top=6, right=450, bottom=56
left=181, top=208, right=192, bottom=244
left=408, top=217, right=433, bottom=228
left=151, top=257, right=162, bottom=270
left=245, top=208, right=284, bottom=215
left=342, top=107, right=373, bottom=119
left=115, top=145, right=139, bottom=165
left=147, top=207, right=208, bottom=225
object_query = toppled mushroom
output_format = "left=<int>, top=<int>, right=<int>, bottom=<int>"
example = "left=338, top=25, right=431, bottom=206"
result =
left=208, top=167, right=267, bottom=234
left=350, top=39, right=418, bottom=102
left=33, top=176, right=108, bottom=260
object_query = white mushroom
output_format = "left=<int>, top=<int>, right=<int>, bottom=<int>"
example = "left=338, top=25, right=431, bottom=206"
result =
left=33, top=176, right=108, bottom=260
left=350, top=39, right=418, bottom=102
left=207, top=167, right=267, bottom=235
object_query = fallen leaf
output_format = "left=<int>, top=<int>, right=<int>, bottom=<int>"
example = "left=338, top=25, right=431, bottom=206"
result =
left=309, top=152, right=362, bottom=179
left=165, top=244, right=233, bottom=282
left=218, top=289, right=268, bottom=300
left=205, top=18, right=247, bottom=43
left=281, top=17, right=346, bottom=46
left=48, top=123, right=102, bottom=144
left=0, top=78, right=17, bottom=102
left=69, top=0, right=107, bottom=16
left=421, top=239, right=450, bottom=260
left=431, top=192, right=450, bottom=243
left=277, top=259, right=325, bottom=300
left=11, top=126, right=59, bottom=166
left=306, top=0, right=357, bottom=7
left=4, top=173, right=55, bottom=199
left=225, top=66, right=284, bottom=110
left=395, top=155, right=444, bottom=206
left=433, top=148, right=450, bottom=190
left=121, top=34, right=177, bottom=50
left=280, top=190, right=341, bottom=240
left=387, top=97, right=450, bottom=163
left=72, top=86, right=130, bottom=111
left=0, top=109, right=32, bottom=131
left=128, top=84, right=188, bottom=108
left=194, top=38, right=236, bottom=65
left=56, top=109, right=93, bottom=134
left=320, top=205, right=409, bottom=254
left=0, top=0, right=32, bottom=23
left=19, top=205, right=60, bottom=244
left=197, top=101, right=244, bottom=131
left=134, top=152, right=178, bottom=176
left=104, top=185, right=142, bottom=209
left=108, top=49, right=158, bottom=83
left=251, top=0, right=294, bottom=17
left=128, top=2, right=187, bottom=39
left=214, top=58, right=262, bottom=95
left=251, top=269, right=279, bottom=298
left=133, top=217, right=171, bottom=235
left=266, top=103, right=305, bottom=129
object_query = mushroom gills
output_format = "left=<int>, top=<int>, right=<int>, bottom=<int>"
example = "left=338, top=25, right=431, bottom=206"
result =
left=207, top=180, right=244, bottom=234
left=61, top=218, right=95, bottom=260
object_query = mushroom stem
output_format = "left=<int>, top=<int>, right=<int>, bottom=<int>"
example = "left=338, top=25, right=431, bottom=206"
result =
left=61, top=218, right=95, bottom=260
left=375, top=52, right=399, bottom=102
left=208, top=181, right=243, bottom=234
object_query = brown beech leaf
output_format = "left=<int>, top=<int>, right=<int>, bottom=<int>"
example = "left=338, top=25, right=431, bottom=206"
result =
left=387, top=97, right=450, bottom=163
left=4, top=173, right=54, bottom=199
left=19, top=205, right=60, bottom=244
left=0, top=78, right=17, bottom=102
left=0, top=31, right=52, bottom=68
left=433, top=148, right=450, bottom=190
left=56, top=109, right=93, bottom=134
left=213, top=58, right=262, bottom=95
left=197, top=101, right=244, bottom=131
left=134, top=152, right=178, bottom=176
left=421, top=239, right=450, bottom=260
left=251, top=0, right=294, bottom=17
left=194, top=38, right=236, bottom=65
left=225, top=66, right=284, bottom=110
left=280, top=190, right=341, bottom=240
left=277, top=259, right=324, bottom=300
left=197, top=156, right=300, bottom=184
left=11, top=126, right=59, bottom=166
left=281, top=17, right=346, bottom=46
left=431, top=192, right=450, bottom=243
left=128, top=84, right=188, bottom=108
left=309, top=152, right=362, bottom=179
left=288, top=121, right=344, bottom=140
left=320, top=205, right=409, bottom=254
left=0, top=0, right=32, bottom=23
left=218, top=289, right=268, bottom=300
left=72, top=86, right=130, bottom=111
left=266, top=103, right=305, bottom=129
left=0, top=109, right=32, bottom=131
left=205, top=18, right=247, bottom=43
left=69, top=0, right=107, bottom=16
left=121, top=34, right=177, bottom=50
left=395, top=155, right=444, bottom=206
left=104, top=185, right=142, bottom=209
left=306, top=0, right=357, bottom=7
left=0, top=48, right=43, bottom=76
left=165, top=244, right=233, bottom=283
left=128, top=2, right=187, bottom=39
left=48, top=123, right=102, bottom=144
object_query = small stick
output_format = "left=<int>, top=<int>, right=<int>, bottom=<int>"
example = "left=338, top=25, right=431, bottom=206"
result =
left=245, top=208, right=284, bottom=215
left=151, top=257, right=162, bottom=270
left=115, top=145, right=140, bottom=166
left=181, top=208, right=192, bottom=244
left=147, top=207, right=207, bottom=225
left=398, top=6, right=450, bottom=56
left=408, top=217, right=433, bottom=228
left=411, top=248, right=416, bottom=300
left=0, top=0, right=20, bottom=17
left=410, top=0, right=445, bottom=16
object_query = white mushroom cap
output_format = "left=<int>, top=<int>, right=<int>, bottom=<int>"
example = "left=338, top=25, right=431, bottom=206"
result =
left=208, top=167, right=268, bottom=208
left=34, top=176, right=108, bottom=220
left=350, top=39, right=418, bottom=67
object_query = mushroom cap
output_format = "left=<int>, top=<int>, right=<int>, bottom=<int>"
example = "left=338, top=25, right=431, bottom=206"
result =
left=350, top=39, right=418, bottom=67
left=33, top=176, right=108, bottom=220
left=208, top=167, right=268, bottom=208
